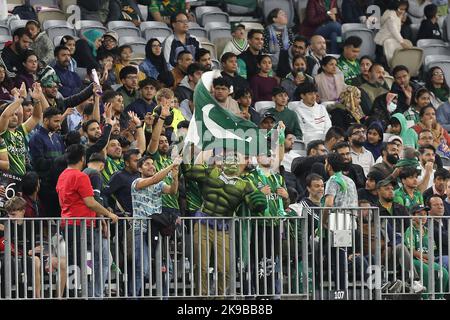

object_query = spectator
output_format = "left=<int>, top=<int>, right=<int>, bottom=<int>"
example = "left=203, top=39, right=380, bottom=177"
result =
left=358, top=170, right=384, bottom=205
left=164, top=11, right=200, bottom=68
left=426, top=66, right=449, bottom=109
left=390, top=65, right=420, bottom=114
left=374, top=0, right=413, bottom=63
left=250, top=55, right=279, bottom=103
left=330, top=86, right=367, bottom=129
left=221, top=23, right=249, bottom=58
left=361, top=63, right=390, bottom=115
left=263, top=8, right=294, bottom=71
left=277, top=36, right=308, bottom=79
left=211, top=77, right=240, bottom=115
left=130, top=154, right=181, bottom=296
left=0, top=83, right=43, bottom=177
left=300, top=0, right=342, bottom=54
left=30, top=107, right=65, bottom=217
left=394, top=166, right=424, bottom=209
left=348, top=124, right=375, bottom=176
left=56, top=144, right=118, bottom=297
left=404, top=205, right=449, bottom=299
left=445, top=179, right=450, bottom=215
left=412, top=105, right=450, bottom=155
left=267, top=87, right=302, bottom=139
left=428, top=195, right=449, bottom=262
left=82, top=116, right=114, bottom=165
left=389, top=113, right=418, bottom=148
left=314, top=55, right=346, bottom=103
left=175, top=63, right=205, bottom=112
left=113, top=45, right=146, bottom=85
left=370, top=140, right=401, bottom=176
left=333, top=141, right=367, bottom=189
left=97, top=31, right=120, bottom=62
left=59, top=35, right=78, bottom=72
left=292, top=82, right=332, bottom=144
left=418, top=129, right=443, bottom=168
left=171, top=50, right=193, bottom=90
left=281, top=133, right=304, bottom=181
left=26, top=20, right=54, bottom=67
left=418, top=144, right=436, bottom=191
left=101, top=137, right=124, bottom=184
left=0, top=27, right=33, bottom=78
left=324, top=126, right=346, bottom=152
left=235, top=88, right=260, bottom=125
left=237, top=29, right=264, bottom=80
left=305, top=35, right=327, bottom=77
left=423, top=168, right=450, bottom=203
left=299, top=172, right=324, bottom=222
left=15, top=50, right=38, bottom=90
left=116, top=66, right=139, bottom=109
left=126, top=78, right=159, bottom=120
left=281, top=56, right=314, bottom=101
left=147, top=0, right=192, bottom=26
left=0, top=64, right=13, bottom=100
left=417, top=4, right=442, bottom=41
left=196, top=48, right=212, bottom=71
left=404, top=87, right=431, bottom=128
left=21, top=171, right=44, bottom=218
left=351, top=56, right=374, bottom=87
left=140, top=38, right=174, bottom=88
left=74, top=29, right=103, bottom=70
left=337, top=36, right=363, bottom=85
left=67, top=89, right=100, bottom=133
left=220, top=52, right=249, bottom=95
left=97, top=51, right=116, bottom=87
left=77, top=0, right=111, bottom=24
left=364, top=121, right=384, bottom=160
left=341, top=0, right=373, bottom=23
left=53, top=46, right=82, bottom=98
left=291, top=140, right=328, bottom=189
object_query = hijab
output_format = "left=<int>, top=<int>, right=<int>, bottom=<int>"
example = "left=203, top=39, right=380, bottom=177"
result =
left=83, top=29, right=103, bottom=57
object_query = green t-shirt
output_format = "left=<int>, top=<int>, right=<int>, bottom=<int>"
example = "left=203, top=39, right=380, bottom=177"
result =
left=337, top=57, right=360, bottom=85
left=148, top=0, right=186, bottom=16
left=267, top=107, right=302, bottom=139
left=151, top=150, right=179, bottom=210
left=244, top=168, right=286, bottom=224
left=1, top=124, right=28, bottom=176
left=404, top=225, right=435, bottom=255
left=102, top=156, right=125, bottom=184
left=393, top=187, right=423, bottom=210
left=186, top=178, right=202, bottom=213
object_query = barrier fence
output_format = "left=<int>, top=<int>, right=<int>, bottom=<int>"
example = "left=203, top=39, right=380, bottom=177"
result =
left=0, top=207, right=449, bottom=300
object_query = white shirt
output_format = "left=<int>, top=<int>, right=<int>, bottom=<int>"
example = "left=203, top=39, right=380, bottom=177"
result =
left=351, top=146, right=374, bottom=176
left=419, top=165, right=435, bottom=190
left=281, top=150, right=302, bottom=173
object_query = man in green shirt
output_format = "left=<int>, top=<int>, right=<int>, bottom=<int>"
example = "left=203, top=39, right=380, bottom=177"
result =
left=102, top=138, right=125, bottom=184
left=146, top=0, right=190, bottom=26
left=337, top=36, right=362, bottom=85
left=0, top=83, right=45, bottom=176
left=393, top=166, right=424, bottom=210
left=267, top=87, right=302, bottom=139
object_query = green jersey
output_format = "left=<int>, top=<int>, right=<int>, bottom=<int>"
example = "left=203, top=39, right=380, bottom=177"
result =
left=404, top=224, right=435, bottom=255
left=1, top=124, right=28, bottom=176
left=337, top=56, right=360, bottom=85
left=393, top=187, right=423, bottom=210
left=244, top=168, right=286, bottom=224
left=102, top=156, right=124, bottom=184
left=186, top=178, right=202, bottom=213
left=147, top=0, right=186, bottom=16
left=151, top=151, right=179, bottom=210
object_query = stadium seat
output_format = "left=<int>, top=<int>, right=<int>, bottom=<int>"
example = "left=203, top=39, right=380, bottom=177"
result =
left=224, top=3, right=256, bottom=15
left=410, top=23, right=420, bottom=43
left=43, top=20, right=74, bottom=31
left=188, top=27, right=208, bottom=39
left=421, top=44, right=450, bottom=57
left=293, top=139, right=306, bottom=152
left=424, top=54, right=450, bottom=71
left=74, top=20, right=107, bottom=37
left=205, top=22, right=231, bottom=43
left=107, top=21, right=140, bottom=38
left=43, top=20, right=77, bottom=44
left=255, top=101, right=275, bottom=115
left=239, top=22, right=264, bottom=31
left=202, top=12, right=230, bottom=26
left=37, top=8, right=67, bottom=24
left=9, top=20, right=27, bottom=33
left=297, top=0, right=308, bottom=25
left=140, top=22, right=173, bottom=41
left=119, top=36, right=147, bottom=56
left=137, top=4, right=148, bottom=21
left=188, top=22, right=201, bottom=28
left=75, top=67, right=87, bottom=80
left=0, top=25, right=9, bottom=36
left=213, top=37, right=232, bottom=58
left=212, top=59, right=220, bottom=70
left=384, top=75, right=394, bottom=89
left=262, top=0, right=295, bottom=27
left=195, top=6, right=224, bottom=26
left=389, top=48, right=424, bottom=77
left=426, top=58, right=450, bottom=86
left=53, top=35, right=79, bottom=47
left=200, top=41, right=217, bottom=59
left=416, top=39, right=446, bottom=47
left=0, top=35, right=12, bottom=50
left=342, top=26, right=376, bottom=59
left=29, top=0, right=59, bottom=7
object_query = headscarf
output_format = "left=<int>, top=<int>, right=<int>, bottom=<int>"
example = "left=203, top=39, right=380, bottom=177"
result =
left=267, top=23, right=290, bottom=54
left=145, top=38, right=167, bottom=72
left=339, top=86, right=365, bottom=123
left=364, top=121, right=384, bottom=160
left=38, top=66, right=61, bottom=88
left=83, top=29, right=103, bottom=58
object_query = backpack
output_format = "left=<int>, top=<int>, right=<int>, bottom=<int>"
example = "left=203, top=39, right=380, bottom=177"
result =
left=11, top=4, right=38, bottom=21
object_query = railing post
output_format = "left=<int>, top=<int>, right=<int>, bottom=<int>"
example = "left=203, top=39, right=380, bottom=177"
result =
left=229, top=217, right=236, bottom=299
left=428, top=219, right=435, bottom=299
left=374, top=208, right=382, bottom=300
left=4, top=219, right=11, bottom=299
left=80, top=220, right=88, bottom=298
left=301, top=214, right=309, bottom=299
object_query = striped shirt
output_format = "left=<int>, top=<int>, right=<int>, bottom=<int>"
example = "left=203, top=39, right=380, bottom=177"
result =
left=1, top=124, right=28, bottom=176
left=102, top=156, right=124, bottom=184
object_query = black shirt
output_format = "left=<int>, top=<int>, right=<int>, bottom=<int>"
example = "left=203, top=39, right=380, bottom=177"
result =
left=358, top=188, right=379, bottom=206
left=238, top=48, right=261, bottom=80
left=104, top=169, right=139, bottom=214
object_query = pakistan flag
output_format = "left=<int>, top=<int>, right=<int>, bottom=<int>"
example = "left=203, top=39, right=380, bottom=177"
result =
left=185, top=70, right=267, bottom=155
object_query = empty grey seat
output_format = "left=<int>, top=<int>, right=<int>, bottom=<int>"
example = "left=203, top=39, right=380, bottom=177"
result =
left=205, top=22, right=231, bottom=42
left=417, top=39, right=446, bottom=48
left=422, top=44, right=450, bottom=57
left=44, top=21, right=77, bottom=44
left=107, top=21, right=140, bottom=38
left=195, top=6, right=224, bottom=25
left=140, top=22, right=173, bottom=40
left=188, top=22, right=201, bottom=29
left=188, top=27, right=208, bottom=39
left=119, top=36, right=147, bottom=55
left=30, top=0, right=59, bottom=7
left=75, top=67, right=87, bottom=80
left=202, top=12, right=230, bottom=26
left=0, top=35, right=12, bottom=50
left=424, top=55, right=450, bottom=71
left=0, top=25, right=9, bottom=36
left=74, top=20, right=107, bottom=37
left=43, top=20, right=74, bottom=30
left=9, top=20, right=27, bottom=33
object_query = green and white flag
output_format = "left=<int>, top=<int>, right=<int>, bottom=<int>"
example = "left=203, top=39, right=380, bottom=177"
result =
left=185, top=70, right=267, bottom=156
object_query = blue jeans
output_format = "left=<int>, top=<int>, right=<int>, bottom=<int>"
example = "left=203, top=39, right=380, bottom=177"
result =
left=131, top=230, right=150, bottom=296
left=314, top=21, right=342, bottom=54
left=89, top=233, right=110, bottom=297
left=435, top=255, right=450, bottom=271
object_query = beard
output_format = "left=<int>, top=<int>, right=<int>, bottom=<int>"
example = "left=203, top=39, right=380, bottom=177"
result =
left=352, top=139, right=365, bottom=148
left=386, top=154, right=399, bottom=165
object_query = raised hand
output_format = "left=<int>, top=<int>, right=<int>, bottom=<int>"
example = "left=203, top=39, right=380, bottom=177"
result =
left=104, top=102, right=112, bottom=121
left=19, top=82, right=27, bottom=99
left=144, top=112, right=155, bottom=127
left=128, top=111, right=141, bottom=126
left=29, top=82, right=43, bottom=100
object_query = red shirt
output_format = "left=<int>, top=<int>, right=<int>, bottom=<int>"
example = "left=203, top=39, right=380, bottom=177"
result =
left=56, top=168, right=96, bottom=227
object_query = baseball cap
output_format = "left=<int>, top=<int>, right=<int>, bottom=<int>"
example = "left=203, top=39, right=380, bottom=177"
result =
left=388, top=135, right=403, bottom=144
left=103, top=31, right=119, bottom=43
left=272, top=86, right=287, bottom=97
left=38, top=66, right=61, bottom=88
left=231, top=23, right=245, bottom=32
left=376, top=177, right=396, bottom=189
left=409, top=204, right=430, bottom=215
left=260, top=112, right=276, bottom=124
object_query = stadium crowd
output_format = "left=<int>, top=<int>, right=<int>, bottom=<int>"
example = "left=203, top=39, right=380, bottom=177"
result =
left=1, top=0, right=450, bottom=299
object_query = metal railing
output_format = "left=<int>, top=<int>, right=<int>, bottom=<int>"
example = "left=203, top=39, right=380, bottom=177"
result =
left=0, top=208, right=449, bottom=300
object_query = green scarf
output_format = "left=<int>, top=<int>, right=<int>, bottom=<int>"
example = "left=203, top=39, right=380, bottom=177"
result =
left=324, top=0, right=331, bottom=11
left=395, top=158, right=420, bottom=168
left=331, top=171, right=347, bottom=192
left=433, top=87, right=449, bottom=103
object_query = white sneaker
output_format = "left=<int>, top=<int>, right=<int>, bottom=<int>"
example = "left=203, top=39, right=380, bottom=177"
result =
left=412, top=280, right=426, bottom=293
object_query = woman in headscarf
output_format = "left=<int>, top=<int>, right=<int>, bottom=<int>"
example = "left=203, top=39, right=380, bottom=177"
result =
left=329, top=85, right=367, bottom=129
left=364, top=120, right=384, bottom=160
left=263, top=8, right=294, bottom=71
left=140, top=38, right=174, bottom=88
left=73, top=29, right=103, bottom=70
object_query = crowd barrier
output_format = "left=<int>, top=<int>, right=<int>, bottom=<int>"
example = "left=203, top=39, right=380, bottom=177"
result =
left=0, top=207, right=449, bottom=300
